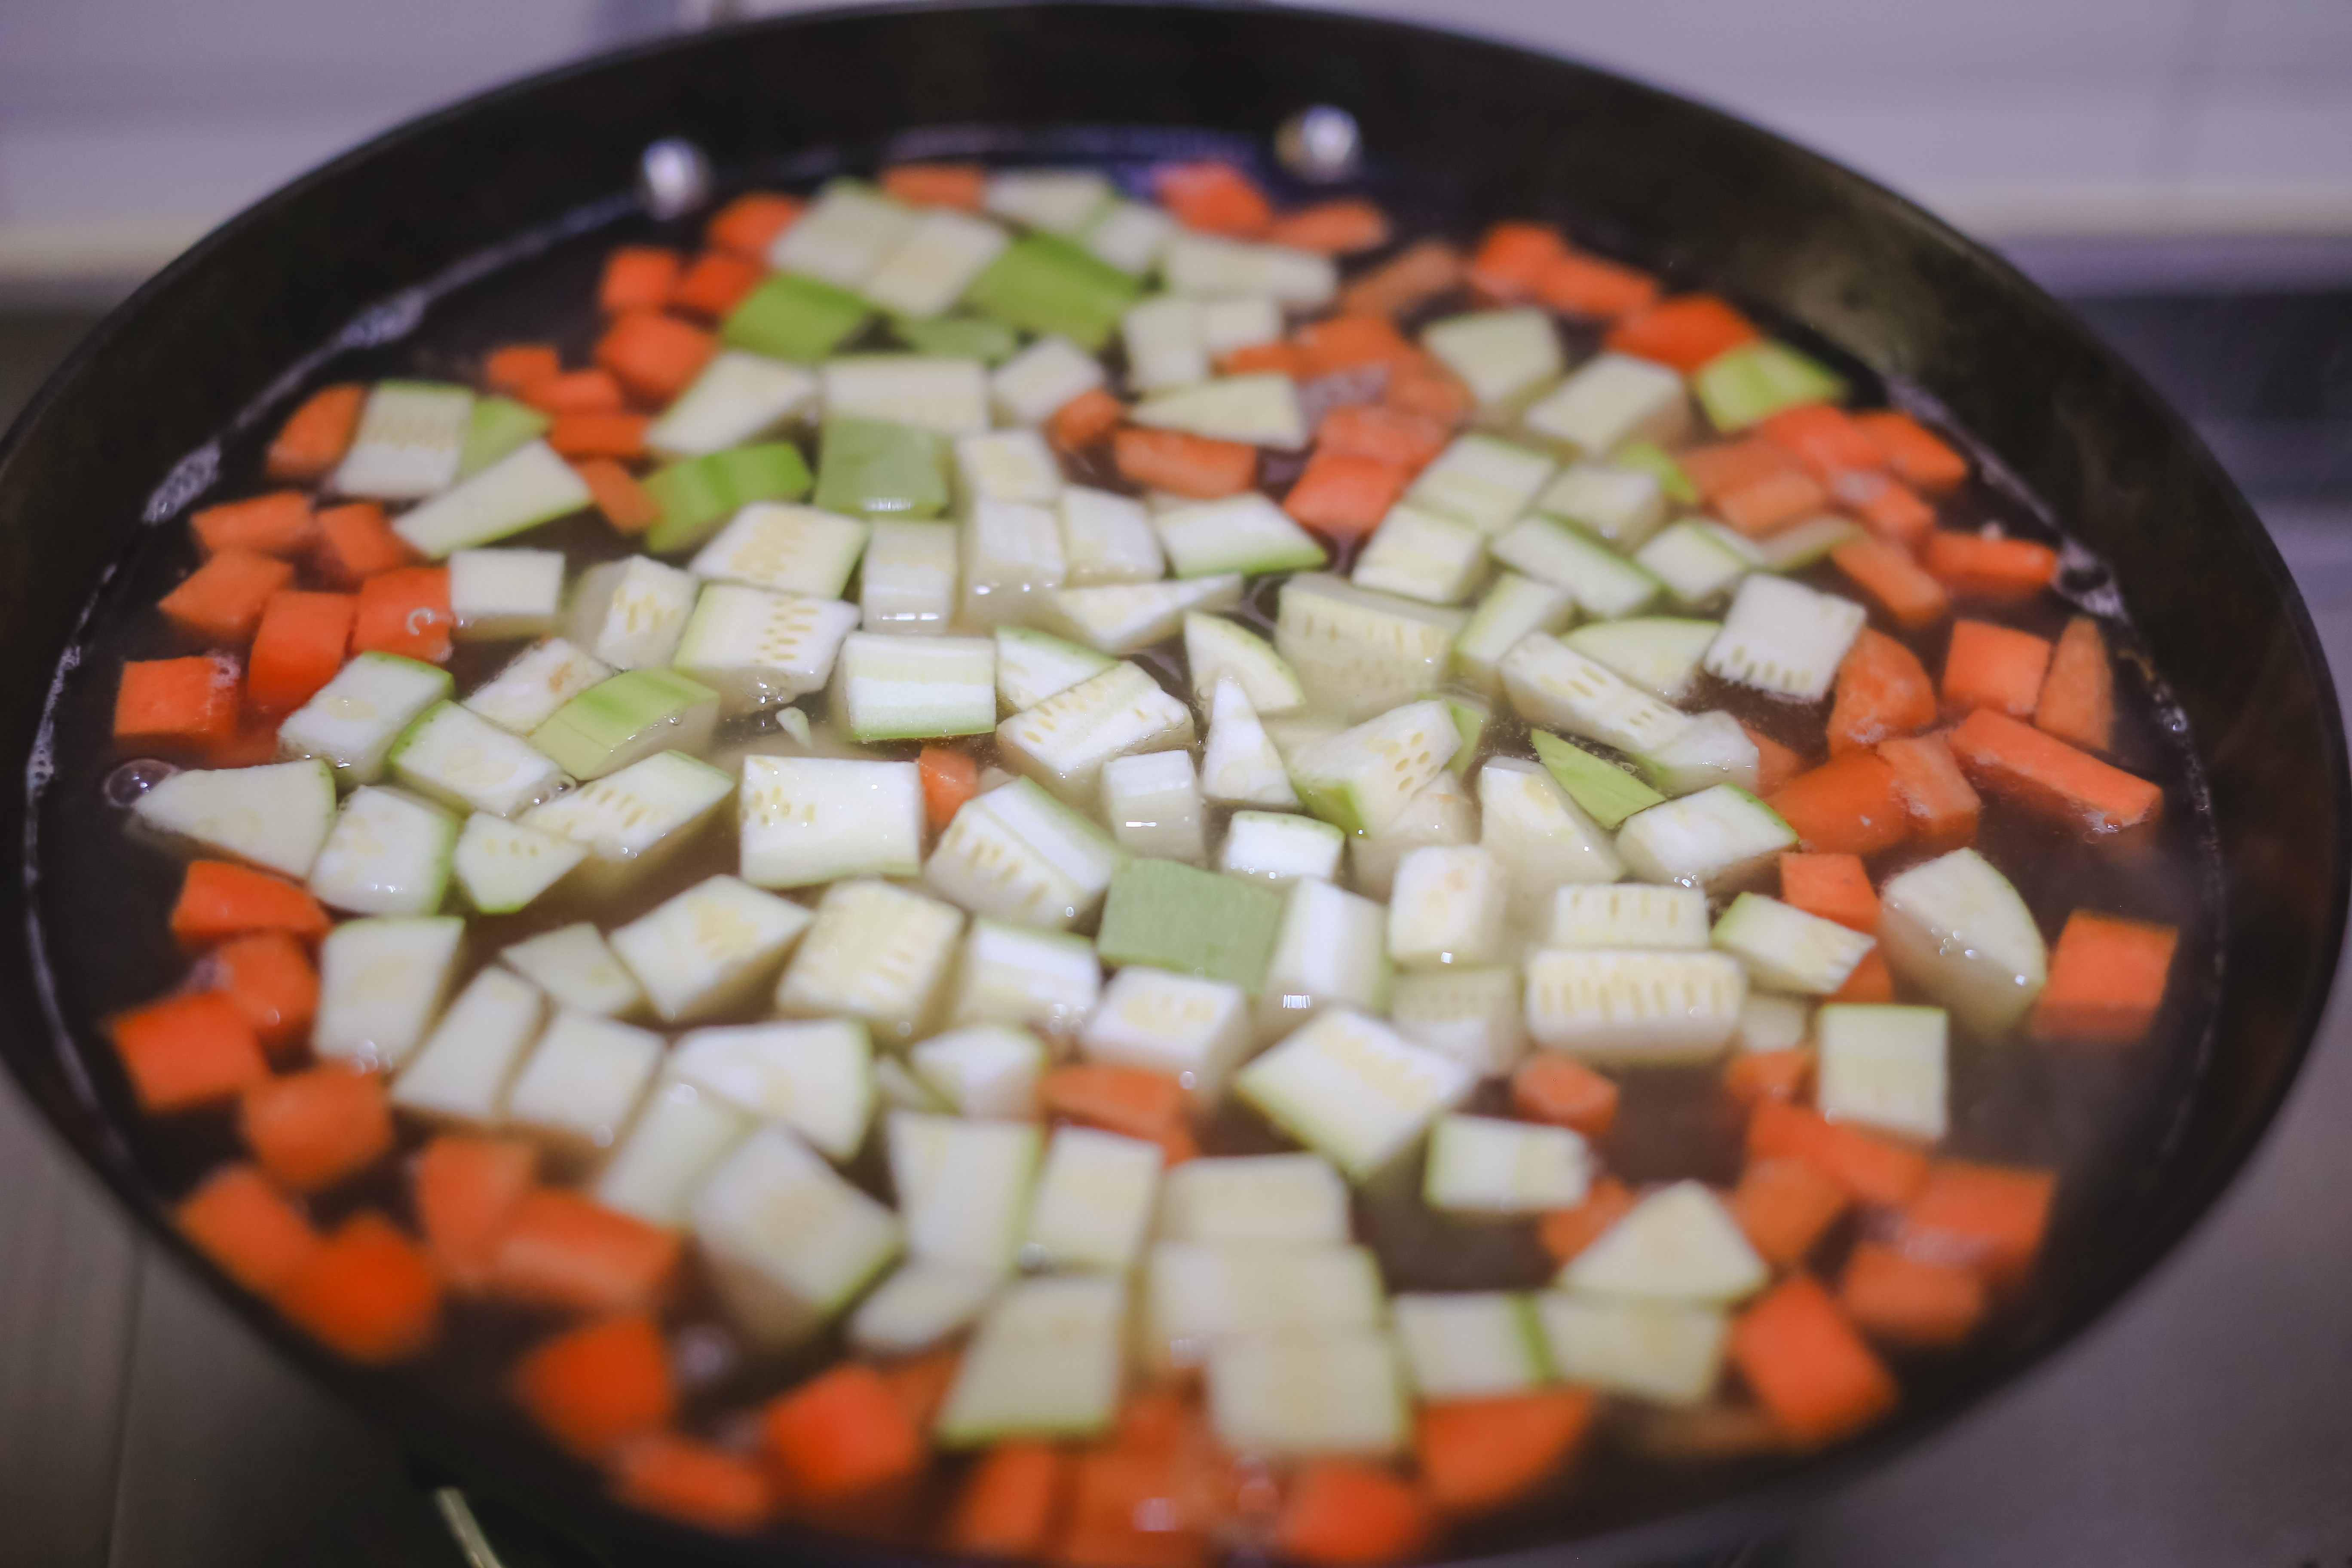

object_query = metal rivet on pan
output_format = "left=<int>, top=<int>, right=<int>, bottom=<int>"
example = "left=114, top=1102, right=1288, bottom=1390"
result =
left=1276, top=105, right=1361, bottom=182
left=639, top=137, right=714, bottom=218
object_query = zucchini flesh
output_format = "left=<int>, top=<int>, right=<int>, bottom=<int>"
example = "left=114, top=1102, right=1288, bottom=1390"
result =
left=499, top=922, right=643, bottom=1017
left=1351, top=504, right=1488, bottom=606
left=132, top=757, right=338, bottom=880
left=691, top=1125, right=904, bottom=1349
left=910, top=1023, right=1047, bottom=1119
left=1499, top=634, right=1691, bottom=756
left=1162, top=234, right=1336, bottom=306
left=1520, top=352, right=1690, bottom=457
left=1387, top=845, right=1510, bottom=971
left=1548, top=883, right=1712, bottom=950
left=1206, top=1326, right=1407, bottom=1458
left=1393, top=1293, right=1548, bottom=1399
left=670, top=1017, right=876, bottom=1162
left=1702, top=573, right=1867, bottom=703
left=923, top=775, right=1128, bottom=931
left=1563, top=617, right=1719, bottom=704
left=1081, top=199, right=1176, bottom=276
left=312, top=915, right=465, bottom=1070
left=673, top=585, right=859, bottom=718
left=688, top=502, right=870, bottom=599
left=1815, top=1004, right=1950, bottom=1141
left=1710, top=891, right=1876, bottom=995
left=1535, top=1293, right=1727, bottom=1408
left=306, top=785, right=458, bottom=917
left=389, top=966, right=548, bottom=1124
left=1275, top=573, right=1467, bottom=722
left=1877, top=848, right=2049, bottom=1035
left=1489, top=515, right=1662, bottom=619
left=1045, top=575, right=1243, bottom=656
left=1123, top=294, right=1210, bottom=392
left=935, top=1275, right=1127, bottom=1447
left=1290, top=699, right=1461, bottom=836
left=995, top=625, right=1115, bottom=712
left=1219, top=809, right=1343, bottom=887
left=1155, top=1153, right=1351, bottom=1245
left=1528, top=732, right=1666, bottom=832
left=610, top=873, right=814, bottom=1024
left=646, top=350, right=817, bottom=459
left=462, top=637, right=612, bottom=737
left=1021, top=1125, right=1164, bottom=1272
left=888, top=1110, right=1042, bottom=1271
left=864, top=207, right=1011, bottom=319
left=1634, top=520, right=1755, bottom=608
left=1403, top=434, right=1557, bottom=535
left=1562, top=1180, right=1767, bottom=1303
left=1387, top=965, right=1528, bottom=1078
left=388, top=701, right=569, bottom=818
left=452, top=812, right=585, bottom=915
left=1476, top=758, right=1626, bottom=927
left=1200, top=679, right=1301, bottom=810
left=1524, top=949, right=1749, bottom=1063
left=1734, top=991, right=1813, bottom=1054
left=1422, top=309, right=1562, bottom=411
left=996, top=661, right=1194, bottom=805
left=740, top=755, right=924, bottom=888
left=983, top=169, right=1114, bottom=235
left=962, top=497, right=1069, bottom=630
left=724, top=273, right=871, bottom=366
left=1614, top=784, right=1797, bottom=889
left=1635, top=709, right=1763, bottom=797
left=1200, top=296, right=1283, bottom=356
left=594, top=1077, right=756, bottom=1226
left=815, top=415, right=949, bottom=521
left=1258, top=875, right=1393, bottom=1038
left=965, top=233, right=1141, bottom=352
left=848, top=1259, right=1003, bottom=1357
left=391, top=440, right=590, bottom=559
left=567, top=557, right=697, bottom=671
left=1536, top=461, right=1668, bottom=550
left=1452, top=572, right=1576, bottom=698
left=1755, top=513, right=1864, bottom=572
left=456, top=396, right=548, bottom=481
left=774, top=879, right=966, bottom=1042
left=520, top=749, right=737, bottom=883
left=503, top=1008, right=662, bottom=1148
left=448, top=548, right=564, bottom=641
left=1059, top=486, right=1165, bottom=585
left=1424, top=1114, right=1593, bottom=1214
left=956, top=428, right=1065, bottom=507
left=859, top=520, right=959, bottom=634
left=1348, top=770, right=1476, bottom=901
left=527, top=668, right=719, bottom=783
left=948, top=919, right=1102, bottom=1035
left=1184, top=611, right=1305, bottom=714
left=1156, top=493, right=1325, bottom=577
left=1691, top=340, right=1845, bottom=432
left=1234, top=1009, right=1473, bottom=1181
left=1101, top=749, right=1207, bottom=864
left=832, top=632, right=997, bottom=741
left=770, top=180, right=917, bottom=285
left=279, top=652, right=453, bottom=785
left=989, top=335, right=1107, bottom=426
left=1133, top=374, right=1309, bottom=452
left=331, top=381, right=472, bottom=500
left=1145, top=1242, right=1384, bottom=1369
left=1079, top=965, right=1255, bottom=1099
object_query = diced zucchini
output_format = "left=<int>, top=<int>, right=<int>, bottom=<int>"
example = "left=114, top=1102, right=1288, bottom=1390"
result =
left=447, top=549, right=564, bottom=641
left=692, top=1125, right=904, bottom=1348
left=1082, top=198, right=1176, bottom=275
left=910, top=1023, right=1047, bottom=1119
left=1635, top=709, right=1762, bottom=797
left=567, top=557, right=697, bottom=671
left=520, top=749, right=736, bottom=884
left=1133, top=374, right=1308, bottom=451
left=1257, top=878, right=1393, bottom=1038
left=527, top=668, right=718, bottom=782
left=984, top=168, right=1113, bottom=234
left=1348, top=770, right=1477, bottom=901
left=1425, top=1114, right=1592, bottom=1215
left=1563, top=1180, right=1767, bottom=1303
left=1207, top=1326, right=1406, bottom=1457
left=1289, top=700, right=1460, bottom=836
left=1059, top=487, right=1164, bottom=585
left=1182, top=612, right=1302, bottom=714
left=1442, top=691, right=1494, bottom=774
left=1452, top=572, right=1576, bottom=697
left=1755, top=513, right=1864, bottom=572
left=500, top=922, right=644, bottom=1017
left=306, top=785, right=458, bottom=916
left=1123, top=294, right=1209, bottom=392
left=462, top=637, right=612, bottom=737
left=1499, top=634, right=1691, bottom=756
left=131, top=757, right=338, bottom=879
left=1046, top=575, right=1243, bottom=656
left=1101, top=750, right=1207, bottom=864
left=1536, top=461, right=1669, bottom=550
left=1219, top=809, right=1341, bottom=887
left=391, top=966, right=548, bottom=1124
left=387, top=701, right=568, bottom=818
left=1615, top=784, right=1796, bottom=889
left=949, top=919, right=1101, bottom=1035
left=311, top=915, right=464, bottom=1070
left=1423, top=309, right=1562, bottom=411
left=1080, top=966, right=1254, bottom=1099
left=890, top=1110, right=1042, bottom=1271
left=1393, top=1293, right=1548, bottom=1398
left=609, top=873, right=813, bottom=1024
left=1156, top=1154, right=1349, bottom=1246
left=673, top=585, right=858, bottom=719
left=331, top=381, right=472, bottom=500
left=848, top=1259, right=1004, bottom=1357
left=1387, top=965, right=1528, bottom=1078
left=1156, top=494, right=1325, bottom=579
left=770, top=179, right=916, bottom=285
left=864, top=207, right=1010, bottom=318
left=457, top=395, right=549, bottom=481
left=1703, top=573, right=1867, bottom=703
left=594, top=1075, right=756, bottom=1226
left=997, top=662, right=1193, bottom=805
left=1734, top=991, right=1813, bottom=1054
left=936, top=1275, right=1127, bottom=1447
left=965, top=233, right=1140, bottom=351
left=646, top=450, right=819, bottom=564
left=1096, top=859, right=1283, bottom=994
left=1634, top=520, right=1755, bottom=608
left=826, top=355, right=992, bottom=439
left=1404, top=434, right=1557, bottom=536
left=669, top=1017, right=876, bottom=1161
left=860, top=519, right=959, bottom=634
left=956, top=428, right=1064, bottom=508
left=1529, top=731, right=1666, bottom=831
left=279, top=652, right=452, bottom=786
left=687, top=502, right=870, bottom=600
left=739, top=755, right=923, bottom=888
left=1022, top=1126, right=1163, bottom=1272
left=1691, top=340, right=1845, bottom=433
left=1564, top=617, right=1718, bottom=704
left=1522, top=352, right=1691, bottom=457
left=894, top=311, right=1020, bottom=364
left=1387, top=845, right=1508, bottom=970
left=961, top=497, right=1069, bottom=626
left=451, top=812, right=585, bottom=914
left=990, top=334, right=1107, bottom=426
left=1202, top=296, right=1283, bottom=356
left=1816, top=1004, right=1948, bottom=1141
left=1477, top=758, right=1626, bottom=925
left=925, top=775, right=1128, bottom=931
left=1549, top=882, right=1711, bottom=949
left=1534, top=1293, right=1727, bottom=1408
left=647, top=349, right=817, bottom=459
left=1352, top=504, right=1488, bottom=606
left=996, top=626, right=1115, bottom=712
left=1877, top=848, right=2048, bottom=1035
left=1200, top=683, right=1300, bottom=813
left=723, top=272, right=871, bottom=365
left=391, top=440, right=589, bottom=559
left=815, top=415, right=950, bottom=521
left=1525, top=949, right=1748, bottom=1063
left=1490, top=515, right=1662, bottom=619
left=775, top=879, right=966, bottom=1041
left=831, top=631, right=996, bottom=741
left=1235, top=1009, right=1473, bottom=1181
left=1712, top=892, right=1876, bottom=995
left=1145, top=1242, right=1384, bottom=1368
left=1161, top=234, right=1335, bottom=307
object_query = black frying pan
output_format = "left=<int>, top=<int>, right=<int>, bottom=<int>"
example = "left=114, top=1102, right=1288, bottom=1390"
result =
left=1, top=4, right=2343, bottom=1565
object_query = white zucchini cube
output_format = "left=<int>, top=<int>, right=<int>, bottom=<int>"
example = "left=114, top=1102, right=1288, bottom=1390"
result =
left=609, top=874, right=814, bottom=1023
left=1424, top=308, right=1561, bottom=410
left=1477, top=758, right=1626, bottom=928
left=1219, top=810, right=1342, bottom=888
left=1405, top=434, right=1556, bottom=536
left=1058, top=487, right=1165, bottom=586
left=1815, top=1004, right=1949, bottom=1142
left=1185, top=612, right=1304, bottom=714
left=1564, top=617, right=1721, bottom=705
left=1452, top=573, right=1577, bottom=698
left=1636, top=709, right=1762, bottom=798
left=1393, top=1293, right=1549, bottom=1399
left=647, top=350, right=817, bottom=460
left=674, top=585, right=860, bottom=718
left=1498, top=634, right=1692, bottom=757
left=1348, top=770, right=1478, bottom=902
left=133, top=758, right=339, bottom=882
left=1711, top=893, right=1876, bottom=995
left=925, top=775, right=1128, bottom=931
left=311, top=915, right=463, bottom=1070
left=1424, top=1114, right=1593, bottom=1215
left=499, top=922, right=643, bottom=1018
left=739, top=755, right=923, bottom=889
left=769, top=179, right=916, bottom=283
left=1145, top=1242, right=1384, bottom=1368
left=1351, top=505, right=1488, bottom=606
left=1521, top=352, right=1691, bottom=456
left=1022, top=1126, right=1164, bottom=1273
left=961, top=498, right=1069, bottom=626
left=388, top=702, right=569, bottom=820
left=452, top=812, right=584, bottom=915
left=1123, top=294, right=1210, bottom=392
left=462, top=637, right=612, bottom=737
left=949, top=920, right=1102, bottom=1035
left=990, top=335, right=1106, bottom=426
left=1155, top=1154, right=1351, bottom=1245
left=1535, top=1293, right=1727, bottom=1408
left=1562, top=1180, right=1767, bottom=1303
left=1155, top=493, right=1326, bottom=578
left=1877, top=848, right=2049, bottom=1036
left=983, top=168, right=1113, bottom=234
left=1703, top=573, right=1868, bottom=703
left=1101, top=750, right=1207, bottom=864
left=1537, top=461, right=1669, bottom=550
left=1045, top=576, right=1244, bottom=656
left=390, top=965, right=547, bottom=1123
left=567, top=557, right=696, bottom=671
left=889, top=1111, right=1043, bottom=1271
left=1081, top=966, right=1254, bottom=1100
left=1387, top=966, right=1528, bottom=1078
left=1490, top=515, right=1662, bottom=620
left=1200, top=683, right=1300, bottom=812
left=688, top=502, right=870, bottom=600
left=504, top=1008, right=664, bottom=1152
left=669, top=1018, right=877, bottom=1162
left=391, top=438, right=591, bottom=558
left=1207, top=1327, right=1406, bottom=1457
left=692, top=1125, right=904, bottom=1348
left=1132, top=374, right=1308, bottom=453
left=1200, top=295, right=1283, bottom=356
left=831, top=631, right=996, bottom=741
left=823, top=355, right=990, bottom=438
left=1083, top=199, right=1176, bottom=276
left=956, top=428, right=1065, bottom=507
left=1387, top=845, right=1510, bottom=970
left=1162, top=234, right=1336, bottom=307
left=1635, top=520, right=1756, bottom=609
left=1235, top=1009, right=1473, bottom=1181
left=910, top=1024, right=1047, bottom=1120
left=995, top=626, right=1115, bottom=712
left=594, top=1077, right=756, bottom=1226
left=1549, top=883, right=1713, bottom=950
left=449, top=549, right=564, bottom=641
left=330, top=380, right=472, bottom=500
left=864, top=207, right=1010, bottom=318
left=1289, top=699, right=1461, bottom=838
left=306, top=785, right=458, bottom=917
left=1614, top=784, right=1797, bottom=890
left=936, top=1275, right=1127, bottom=1447
left=279, top=652, right=453, bottom=786
left=859, top=520, right=960, bottom=636
left=997, top=662, right=1194, bottom=807
left=848, top=1259, right=1004, bottom=1357
left=1256, top=879, right=1392, bottom=1039
left=1735, top=991, right=1813, bottom=1054
left=1525, top=949, right=1749, bottom=1063
left=775, top=879, right=966, bottom=1041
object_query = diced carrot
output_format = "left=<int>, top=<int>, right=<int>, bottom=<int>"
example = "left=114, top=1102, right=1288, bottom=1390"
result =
left=1415, top=1390, right=1596, bottom=1516
left=1716, top=471, right=1830, bottom=539
left=1041, top=1064, right=1187, bottom=1142
left=484, top=343, right=562, bottom=395
left=351, top=565, right=454, bottom=664
left=247, top=590, right=354, bottom=716
left=1381, top=359, right=1473, bottom=427
left=1534, top=251, right=1659, bottom=321
left=1748, top=1100, right=1929, bottom=1210
left=1766, top=751, right=1912, bottom=857
left=1827, top=948, right=1895, bottom=1003
left=413, top=1134, right=538, bottom=1292
left=1830, top=537, right=1948, bottom=632
left=947, top=1442, right=1068, bottom=1559
left=1055, top=1449, right=1209, bottom=1568
left=1743, top=723, right=1807, bottom=796
left=513, top=1314, right=675, bottom=1459
left=1509, top=1054, right=1619, bottom=1137
left=1779, top=852, right=1880, bottom=933
left=265, top=385, right=367, bottom=484
left=1729, top=1274, right=1898, bottom=1449
left=1828, top=629, right=1936, bottom=754
left=1724, top=1047, right=1812, bottom=1108
left=1114, top=428, right=1256, bottom=500
left=2036, top=616, right=2115, bottom=754
left=178, top=1163, right=322, bottom=1295
left=596, top=311, right=717, bottom=404
left=1316, top=404, right=1450, bottom=472
left=1760, top=404, right=1882, bottom=482
left=575, top=458, right=662, bottom=535
left=1283, top=451, right=1410, bottom=537
left=212, top=931, right=318, bottom=1059
left=763, top=1363, right=926, bottom=1502
left=490, top=1189, right=680, bottom=1315
left=1855, top=410, right=1968, bottom=493
left=1467, top=222, right=1568, bottom=302
left=1536, top=1176, right=1636, bottom=1265
left=1875, top=732, right=1980, bottom=852
left=1338, top=239, right=1467, bottom=320
left=670, top=249, right=767, bottom=320
left=193, top=492, right=316, bottom=558
left=273, top=1211, right=441, bottom=1364
left=1941, top=619, right=2051, bottom=718
left=881, top=162, right=989, bottom=211
left=203, top=712, right=282, bottom=769
left=1730, top=1156, right=1849, bottom=1268
left=1605, top=294, right=1760, bottom=372
left=1678, top=438, right=1800, bottom=502
left=1112, top=1384, right=1194, bottom=1455
left=1838, top=1241, right=1985, bottom=1348
left=1923, top=532, right=2059, bottom=600
left=159, top=549, right=295, bottom=646
left=548, top=410, right=650, bottom=461
left=1268, top=198, right=1392, bottom=256
left=240, top=1064, right=393, bottom=1193
left=1276, top=1462, right=1435, bottom=1567
left=1946, top=708, right=2162, bottom=836
left=707, top=191, right=805, bottom=259
left=116, top=654, right=240, bottom=749
left=920, top=745, right=980, bottom=831
left=312, top=501, right=416, bottom=587
left=520, top=367, right=627, bottom=415
left=1050, top=387, right=1127, bottom=452
left=172, top=861, right=330, bottom=946
left=112, top=990, right=268, bottom=1114
left=1294, top=315, right=1419, bottom=376
left=612, top=1434, right=775, bottom=1534
left=1156, top=162, right=1271, bottom=238
left=1838, top=470, right=1937, bottom=549
left=600, top=246, right=683, bottom=314
left=2030, top=911, right=2178, bottom=1045
left=1892, top=1160, right=2055, bottom=1291
left=1219, top=342, right=1308, bottom=378
left=883, top=1346, right=964, bottom=1431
